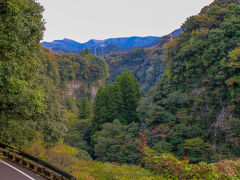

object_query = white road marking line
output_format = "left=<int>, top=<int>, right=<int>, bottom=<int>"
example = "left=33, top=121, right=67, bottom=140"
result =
left=0, top=160, right=36, bottom=180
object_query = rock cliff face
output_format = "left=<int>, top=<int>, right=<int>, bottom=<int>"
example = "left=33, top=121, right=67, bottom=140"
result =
left=64, top=79, right=103, bottom=100
left=91, top=85, right=99, bottom=99
left=65, top=80, right=83, bottom=98
left=39, top=47, right=108, bottom=101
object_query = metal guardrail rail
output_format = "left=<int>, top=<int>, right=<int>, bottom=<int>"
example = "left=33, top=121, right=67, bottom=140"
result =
left=0, top=142, right=76, bottom=180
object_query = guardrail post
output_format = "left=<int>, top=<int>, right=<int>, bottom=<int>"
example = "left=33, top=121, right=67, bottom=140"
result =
left=49, top=171, right=54, bottom=179
left=0, top=144, right=76, bottom=180
left=8, top=153, right=15, bottom=161
left=25, top=161, right=30, bottom=168
left=18, top=158, right=23, bottom=165
left=33, top=165, right=38, bottom=172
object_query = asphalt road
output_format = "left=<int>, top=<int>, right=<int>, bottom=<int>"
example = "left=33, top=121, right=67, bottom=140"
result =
left=0, top=159, right=46, bottom=180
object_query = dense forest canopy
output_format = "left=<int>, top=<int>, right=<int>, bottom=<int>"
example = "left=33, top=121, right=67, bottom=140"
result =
left=0, top=0, right=66, bottom=145
left=138, top=0, right=240, bottom=163
left=39, top=47, right=108, bottom=91
left=90, top=72, right=141, bottom=163
left=104, top=35, right=173, bottom=95
left=91, top=72, right=140, bottom=132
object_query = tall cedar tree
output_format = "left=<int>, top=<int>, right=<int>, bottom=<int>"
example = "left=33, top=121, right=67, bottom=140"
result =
left=91, top=72, right=140, bottom=136
left=79, top=97, right=91, bottom=119
left=115, top=72, right=141, bottom=124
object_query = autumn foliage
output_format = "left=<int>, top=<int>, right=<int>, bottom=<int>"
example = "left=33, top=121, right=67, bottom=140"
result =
left=136, top=133, right=240, bottom=179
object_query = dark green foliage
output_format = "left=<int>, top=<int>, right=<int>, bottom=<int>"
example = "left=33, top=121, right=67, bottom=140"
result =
left=39, top=47, right=109, bottom=99
left=39, top=48, right=61, bottom=86
left=35, top=77, right=67, bottom=144
left=55, top=53, right=108, bottom=83
left=64, top=117, right=91, bottom=152
left=153, top=139, right=173, bottom=155
left=79, top=97, right=91, bottom=119
left=92, top=120, right=140, bottom=164
left=64, top=98, right=93, bottom=154
left=0, top=0, right=45, bottom=123
left=0, top=0, right=66, bottom=146
left=85, top=48, right=89, bottom=55
left=91, top=72, right=140, bottom=136
left=64, top=95, right=79, bottom=115
left=138, top=0, right=240, bottom=163
left=90, top=72, right=141, bottom=162
left=115, top=72, right=141, bottom=124
left=79, top=48, right=90, bottom=57
left=39, top=42, right=109, bottom=155
left=91, top=84, right=124, bottom=134
left=105, top=47, right=166, bottom=95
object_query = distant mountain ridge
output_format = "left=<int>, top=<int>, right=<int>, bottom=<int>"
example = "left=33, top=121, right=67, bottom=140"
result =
left=145, top=28, right=183, bottom=49
left=42, top=28, right=182, bottom=55
left=42, top=36, right=159, bottom=52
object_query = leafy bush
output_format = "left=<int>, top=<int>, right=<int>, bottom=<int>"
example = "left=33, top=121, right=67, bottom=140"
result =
left=136, top=132, right=240, bottom=179
left=22, top=139, right=158, bottom=180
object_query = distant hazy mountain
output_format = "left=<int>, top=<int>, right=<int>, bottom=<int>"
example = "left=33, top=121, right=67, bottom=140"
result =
left=42, top=36, right=159, bottom=52
left=42, top=39, right=84, bottom=51
left=145, top=28, right=182, bottom=48
left=42, top=28, right=182, bottom=55
left=46, top=44, right=134, bottom=56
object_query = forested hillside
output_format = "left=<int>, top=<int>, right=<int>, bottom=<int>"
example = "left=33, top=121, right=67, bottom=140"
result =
left=105, top=35, right=172, bottom=95
left=0, top=0, right=66, bottom=146
left=1, top=0, right=240, bottom=179
left=39, top=47, right=108, bottom=99
left=138, top=0, right=240, bottom=163
left=105, top=48, right=163, bottom=95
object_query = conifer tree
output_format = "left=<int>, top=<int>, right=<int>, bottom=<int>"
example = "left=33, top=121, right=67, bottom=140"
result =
left=85, top=48, right=90, bottom=55
left=79, top=97, right=91, bottom=119
left=91, top=72, right=140, bottom=136
left=115, top=72, right=141, bottom=124
left=80, top=49, right=85, bottom=56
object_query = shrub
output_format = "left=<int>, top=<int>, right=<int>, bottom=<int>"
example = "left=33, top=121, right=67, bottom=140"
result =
left=136, top=132, right=240, bottom=179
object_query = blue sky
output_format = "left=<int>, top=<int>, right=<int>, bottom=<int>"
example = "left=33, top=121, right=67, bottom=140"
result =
left=37, top=0, right=214, bottom=43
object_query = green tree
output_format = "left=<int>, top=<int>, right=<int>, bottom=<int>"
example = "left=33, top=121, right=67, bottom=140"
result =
left=79, top=48, right=89, bottom=57
left=91, top=72, right=140, bottom=137
left=64, top=118, right=91, bottom=152
left=80, top=49, right=85, bottom=56
left=115, top=72, right=141, bottom=124
left=183, top=138, right=211, bottom=163
left=0, top=0, right=45, bottom=122
left=85, top=48, right=89, bottom=55
left=0, top=0, right=45, bottom=145
left=0, top=0, right=66, bottom=146
left=93, top=120, right=140, bottom=164
left=64, top=95, right=79, bottom=115
left=104, top=47, right=166, bottom=95
left=138, top=0, right=240, bottom=162
left=91, top=84, right=124, bottom=134
left=79, top=97, right=91, bottom=119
